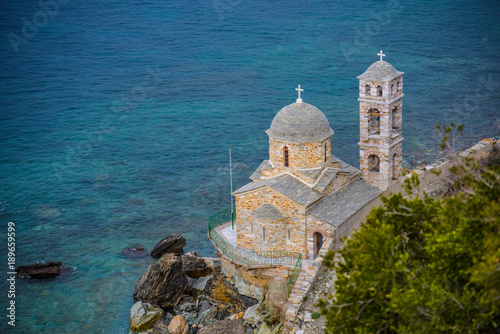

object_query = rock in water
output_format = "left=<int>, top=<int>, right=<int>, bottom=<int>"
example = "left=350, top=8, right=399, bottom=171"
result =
left=122, top=243, right=149, bottom=258
left=197, top=318, right=246, bottom=334
left=168, top=315, right=188, bottom=334
left=16, top=261, right=62, bottom=279
left=129, top=301, right=164, bottom=332
left=151, top=233, right=186, bottom=257
left=133, top=254, right=188, bottom=308
left=182, top=252, right=213, bottom=278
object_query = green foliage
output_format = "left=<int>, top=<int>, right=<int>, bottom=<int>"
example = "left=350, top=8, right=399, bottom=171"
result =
left=311, top=312, right=321, bottom=320
left=481, top=145, right=500, bottom=172
left=319, top=156, right=500, bottom=333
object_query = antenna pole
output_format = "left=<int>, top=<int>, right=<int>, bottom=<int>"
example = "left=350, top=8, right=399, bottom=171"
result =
left=229, top=145, right=234, bottom=230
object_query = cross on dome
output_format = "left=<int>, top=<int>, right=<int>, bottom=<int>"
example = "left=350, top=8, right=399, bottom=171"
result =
left=295, top=84, right=304, bottom=103
left=377, top=50, right=386, bottom=61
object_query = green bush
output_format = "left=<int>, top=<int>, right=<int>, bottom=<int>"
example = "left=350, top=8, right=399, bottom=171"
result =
left=311, top=312, right=320, bottom=320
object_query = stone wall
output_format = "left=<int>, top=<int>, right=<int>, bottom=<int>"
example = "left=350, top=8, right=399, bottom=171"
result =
left=221, top=259, right=291, bottom=300
left=235, top=187, right=306, bottom=255
left=268, top=137, right=332, bottom=169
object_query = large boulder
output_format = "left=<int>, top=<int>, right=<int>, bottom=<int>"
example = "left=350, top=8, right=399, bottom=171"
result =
left=133, top=253, right=188, bottom=309
left=151, top=233, right=186, bottom=257
left=129, top=301, right=164, bottom=332
left=168, top=315, right=188, bottom=334
left=122, top=243, right=149, bottom=258
left=182, top=252, right=213, bottom=278
left=261, top=277, right=288, bottom=324
left=197, top=318, right=246, bottom=334
left=16, top=261, right=62, bottom=279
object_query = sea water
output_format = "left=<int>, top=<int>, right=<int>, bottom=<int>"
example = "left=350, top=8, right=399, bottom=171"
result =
left=0, top=0, right=499, bottom=332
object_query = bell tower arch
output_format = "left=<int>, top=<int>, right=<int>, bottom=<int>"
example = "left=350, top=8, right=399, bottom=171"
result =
left=357, top=51, right=404, bottom=190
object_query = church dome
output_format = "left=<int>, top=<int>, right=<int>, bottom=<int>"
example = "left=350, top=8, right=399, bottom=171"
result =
left=357, top=60, right=404, bottom=81
left=266, top=102, right=334, bottom=143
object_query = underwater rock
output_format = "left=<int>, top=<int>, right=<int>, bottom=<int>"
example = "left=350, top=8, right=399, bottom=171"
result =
left=16, top=261, right=62, bottom=279
left=151, top=233, right=186, bottom=257
left=122, top=243, right=149, bottom=258
left=31, top=205, right=61, bottom=220
left=133, top=253, right=187, bottom=309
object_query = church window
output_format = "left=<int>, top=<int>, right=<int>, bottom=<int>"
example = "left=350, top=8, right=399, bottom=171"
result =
left=365, top=84, right=371, bottom=96
left=397, top=81, right=401, bottom=93
left=284, top=146, right=289, bottom=167
left=377, top=86, right=383, bottom=97
left=262, top=228, right=266, bottom=242
left=251, top=222, right=254, bottom=234
left=368, top=154, right=380, bottom=172
left=287, top=229, right=291, bottom=240
left=324, top=143, right=327, bottom=162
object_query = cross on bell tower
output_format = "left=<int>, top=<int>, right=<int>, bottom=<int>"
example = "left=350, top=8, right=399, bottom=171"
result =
left=357, top=52, right=405, bottom=190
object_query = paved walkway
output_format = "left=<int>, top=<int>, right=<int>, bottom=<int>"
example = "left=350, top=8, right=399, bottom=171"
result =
left=215, top=221, right=237, bottom=246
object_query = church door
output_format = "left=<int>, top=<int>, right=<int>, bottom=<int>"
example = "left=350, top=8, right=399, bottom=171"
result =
left=313, top=232, right=323, bottom=259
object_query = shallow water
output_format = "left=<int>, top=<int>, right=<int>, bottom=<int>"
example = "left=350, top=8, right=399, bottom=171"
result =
left=0, top=0, right=499, bottom=332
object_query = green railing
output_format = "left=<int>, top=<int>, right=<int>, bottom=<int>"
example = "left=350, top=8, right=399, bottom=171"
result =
left=287, top=253, right=302, bottom=295
left=208, top=207, right=303, bottom=295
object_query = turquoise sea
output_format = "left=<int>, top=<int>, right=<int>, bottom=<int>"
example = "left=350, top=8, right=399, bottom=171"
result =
left=0, top=0, right=499, bottom=332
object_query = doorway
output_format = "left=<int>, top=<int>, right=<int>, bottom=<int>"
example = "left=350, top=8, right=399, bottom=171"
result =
left=313, top=232, right=323, bottom=259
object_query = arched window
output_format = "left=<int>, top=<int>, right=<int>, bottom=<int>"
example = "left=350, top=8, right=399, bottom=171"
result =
left=391, top=84, right=394, bottom=96
left=324, top=143, right=327, bottom=162
left=262, top=228, right=266, bottom=242
left=377, top=86, right=383, bottom=97
left=368, top=154, right=380, bottom=172
left=369, top=108, right=380, bottom=135
left=365, top=84, right=371, bottom=96
left=392, top=107, right=399, bottom=130
left=287, top=229, right=291, bottom=241
left=397, top=81, right=401, bottom=93
left=284, top=146, right=289, bottom=167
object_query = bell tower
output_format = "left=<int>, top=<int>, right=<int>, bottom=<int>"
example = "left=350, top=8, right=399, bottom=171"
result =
left=357, top=51, right=404, bottom=190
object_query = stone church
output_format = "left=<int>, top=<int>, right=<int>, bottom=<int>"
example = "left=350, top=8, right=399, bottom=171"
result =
left=232, top=53, right=404, bottom=260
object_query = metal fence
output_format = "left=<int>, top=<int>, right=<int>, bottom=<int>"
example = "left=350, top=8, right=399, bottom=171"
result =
left=208, top=207, right=303, bottom=295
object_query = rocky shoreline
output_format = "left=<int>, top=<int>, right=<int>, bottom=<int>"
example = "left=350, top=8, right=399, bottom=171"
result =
left=127, top=233, right=288, bottom=334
